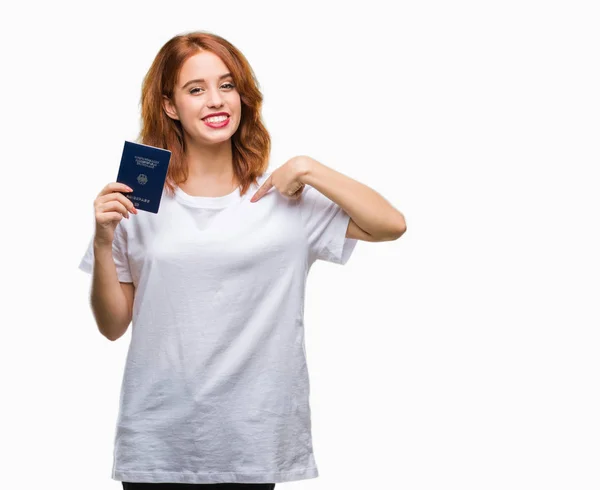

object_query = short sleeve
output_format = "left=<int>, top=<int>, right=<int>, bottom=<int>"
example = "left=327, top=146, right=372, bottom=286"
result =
left=78, top=221, right=133, bottom=283
left=297, top=184, right=358, bottom=265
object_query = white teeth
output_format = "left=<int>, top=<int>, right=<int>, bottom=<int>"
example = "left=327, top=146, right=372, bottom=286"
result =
left=205, top=115, right=228, bottom=123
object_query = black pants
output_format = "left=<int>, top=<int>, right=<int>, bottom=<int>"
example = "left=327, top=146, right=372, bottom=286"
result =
left=122, top=483, right=275, bottom=490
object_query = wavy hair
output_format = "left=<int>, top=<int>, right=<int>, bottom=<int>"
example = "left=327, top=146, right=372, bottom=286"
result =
left=136, top=31, right=271, bottom=198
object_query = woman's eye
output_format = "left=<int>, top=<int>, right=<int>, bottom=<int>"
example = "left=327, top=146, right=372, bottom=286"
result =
left=190, top=83, right=235, bottom=94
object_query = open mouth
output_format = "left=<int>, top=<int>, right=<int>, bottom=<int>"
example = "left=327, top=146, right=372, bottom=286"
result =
left=203, top=116, right=230, bottom=128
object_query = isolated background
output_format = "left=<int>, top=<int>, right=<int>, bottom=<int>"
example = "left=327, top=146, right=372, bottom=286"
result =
left=1, top=1, right=598, bottom=489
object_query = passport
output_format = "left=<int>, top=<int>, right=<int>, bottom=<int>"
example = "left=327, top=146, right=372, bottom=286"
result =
left=116, top=141, right=172, bottom=214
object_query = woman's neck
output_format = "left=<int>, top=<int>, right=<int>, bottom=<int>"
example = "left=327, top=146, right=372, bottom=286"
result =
left=180, top=140, right=238, bottom=197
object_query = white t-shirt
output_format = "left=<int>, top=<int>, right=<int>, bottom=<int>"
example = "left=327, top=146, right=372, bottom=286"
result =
left=78, top=171, right=358, bottom=484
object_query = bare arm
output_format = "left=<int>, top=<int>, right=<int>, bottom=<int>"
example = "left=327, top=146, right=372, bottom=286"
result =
left=90, top=240, right=134, bottom=341
left=298, top=157, right=406, bottom=240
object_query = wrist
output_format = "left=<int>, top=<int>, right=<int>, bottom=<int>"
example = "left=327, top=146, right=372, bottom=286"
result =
left=93, top=237, right=113, bottom=250
left=296, top=156, right=318, bottom=185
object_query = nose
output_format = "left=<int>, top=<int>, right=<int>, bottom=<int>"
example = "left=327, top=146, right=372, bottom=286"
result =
left=207, top=88, right=224, bottom=108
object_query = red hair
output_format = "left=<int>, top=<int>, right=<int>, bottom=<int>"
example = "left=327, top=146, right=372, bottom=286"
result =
left=136, top=31, right=271, bottom=198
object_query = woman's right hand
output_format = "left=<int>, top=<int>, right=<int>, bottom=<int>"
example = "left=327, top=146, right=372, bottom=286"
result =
left=93, top=182, right=137, bottom=245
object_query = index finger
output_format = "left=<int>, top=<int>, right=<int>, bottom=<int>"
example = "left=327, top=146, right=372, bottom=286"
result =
left=98, top=182, right=133, bottom=198
left=250, top=177, right=273, bottom=202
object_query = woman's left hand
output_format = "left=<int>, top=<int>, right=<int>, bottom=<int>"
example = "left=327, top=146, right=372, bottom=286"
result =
left=250, top=156, right=311, bottom=202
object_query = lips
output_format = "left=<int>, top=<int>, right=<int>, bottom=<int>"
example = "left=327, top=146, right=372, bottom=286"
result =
left=202, top=112, right=230, bottom=120
left=203, top=116, right=231, bottom=128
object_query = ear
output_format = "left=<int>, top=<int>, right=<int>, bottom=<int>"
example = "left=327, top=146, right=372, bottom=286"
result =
left=162, top=95, right=179, bottom=121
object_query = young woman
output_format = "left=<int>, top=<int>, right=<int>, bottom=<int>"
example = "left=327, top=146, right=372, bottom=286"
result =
left=79, top=31, right=406, bottom=488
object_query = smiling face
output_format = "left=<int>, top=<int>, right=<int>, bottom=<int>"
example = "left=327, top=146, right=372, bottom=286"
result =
left=162, top=51, right=242, bottom=145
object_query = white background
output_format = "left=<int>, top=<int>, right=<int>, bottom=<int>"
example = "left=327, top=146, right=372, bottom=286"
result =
left=2, top=1, right=598, bottom=489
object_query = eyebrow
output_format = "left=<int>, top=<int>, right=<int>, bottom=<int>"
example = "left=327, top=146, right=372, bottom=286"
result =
left=182, top=73, right=232, bottom=89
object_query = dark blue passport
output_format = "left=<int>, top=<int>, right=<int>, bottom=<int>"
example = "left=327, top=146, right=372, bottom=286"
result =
left=116, top=141, right=172, bottom=214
